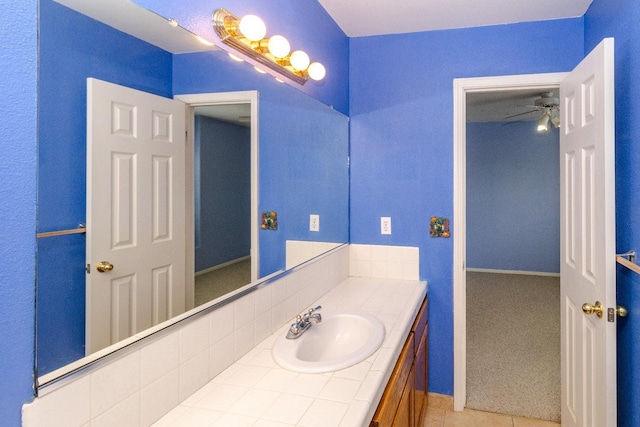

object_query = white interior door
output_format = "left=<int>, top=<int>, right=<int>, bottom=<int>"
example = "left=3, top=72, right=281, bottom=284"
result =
left=560, top=38, right=616, bottom=427
left=86, top=78, right=187, bottom=354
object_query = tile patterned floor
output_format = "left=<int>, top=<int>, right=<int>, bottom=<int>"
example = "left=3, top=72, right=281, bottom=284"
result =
left=424, top=394, right=561, bottom=427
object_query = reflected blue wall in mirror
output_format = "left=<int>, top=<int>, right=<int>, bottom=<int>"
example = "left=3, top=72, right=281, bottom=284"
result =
left=134, top=0, right=349, bottom=114
left=37, top=0, right=349, bottom=376
left=194, top=116, right=251, bottom=271
left=37, top=0, right=174, bottom=375
left=173, top=51, right=349, bottom=277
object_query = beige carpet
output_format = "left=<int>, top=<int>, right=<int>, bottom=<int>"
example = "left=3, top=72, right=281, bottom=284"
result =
left=195, top=259, right=251, bottom=307
left=466, top=271, right=560, bottom=422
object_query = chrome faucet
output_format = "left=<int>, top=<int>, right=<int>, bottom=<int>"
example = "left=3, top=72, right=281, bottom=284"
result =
left=286, top=305, right=322, bottom=339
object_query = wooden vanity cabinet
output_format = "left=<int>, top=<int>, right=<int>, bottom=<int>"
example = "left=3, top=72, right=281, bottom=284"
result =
left=371, top=296, right=428, bottom=427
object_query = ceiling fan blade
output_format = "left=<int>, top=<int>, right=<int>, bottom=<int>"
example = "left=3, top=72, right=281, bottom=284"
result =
left=504, top=109, right=538, bottom=120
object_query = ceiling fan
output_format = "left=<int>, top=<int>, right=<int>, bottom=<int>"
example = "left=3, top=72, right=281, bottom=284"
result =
left=505, top=91, right=560, bottom=132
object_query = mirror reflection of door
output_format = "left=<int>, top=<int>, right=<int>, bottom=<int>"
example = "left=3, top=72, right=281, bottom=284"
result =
left=86, top=78, right=187, bottom=354
left=193, top=104, right=252, bottom=306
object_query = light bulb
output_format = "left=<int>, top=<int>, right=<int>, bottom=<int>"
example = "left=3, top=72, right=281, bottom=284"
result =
left=537, top=114, right=549, bottom=132
left=238, top=15, right=266, bottom=42
left=290, top=50, right=310, bottom=71
left=307, top=62, right=326, bottom=81
left=268, top=35, right=290, bottom=58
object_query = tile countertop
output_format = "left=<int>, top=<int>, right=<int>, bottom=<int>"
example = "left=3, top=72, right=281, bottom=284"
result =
left=153, top=277, right=427, bottom=427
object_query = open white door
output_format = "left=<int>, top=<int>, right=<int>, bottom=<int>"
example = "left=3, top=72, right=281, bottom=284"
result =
left=560, top=38, right=616, bottom=427
left=86, top=78, right=187, bottom=354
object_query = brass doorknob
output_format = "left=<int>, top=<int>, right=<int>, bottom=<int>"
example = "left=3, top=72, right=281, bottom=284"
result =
left=582, top=301, right=603, bottom=318
left=96, top=261, right=114, bottom=273
left=617, top=305, right=629, bottom=318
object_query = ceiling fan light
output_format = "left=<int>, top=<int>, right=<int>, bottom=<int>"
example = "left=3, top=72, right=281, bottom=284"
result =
left=537, top=113, right=550, bottom=132
left=550, top=114, right=561, bottom=128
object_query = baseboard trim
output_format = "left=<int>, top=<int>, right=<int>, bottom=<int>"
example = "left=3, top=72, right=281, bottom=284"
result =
left=428, top=392, right=454, bottom=411
left=466, top=268, right=560, bottom=278
left=195, top=255, right=250, bottom=277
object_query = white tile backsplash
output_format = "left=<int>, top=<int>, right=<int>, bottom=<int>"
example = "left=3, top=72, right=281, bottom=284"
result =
left=140, top=369, right=180, bottom=426
left=350, top=244, right=420, bottom=281
left=141, top=333, right=179, bottom=388
left=90, top=351, right=141, bottom=418
left=91, top=391, right=140, bottom=427
left=21, top=244, right=427, bottom=426
left=179, top=315, right=210, bottom=363
left=178, top=348, right=210, bottom=401
left=21, top=375, right=91, bottom=427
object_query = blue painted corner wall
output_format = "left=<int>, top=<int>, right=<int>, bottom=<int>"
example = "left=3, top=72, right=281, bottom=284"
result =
left=349, top=18, right=584, bottom=395
left=0, top=1, right=37, bottom=425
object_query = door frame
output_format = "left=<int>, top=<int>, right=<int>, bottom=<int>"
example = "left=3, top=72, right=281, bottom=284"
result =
left=452, top=73, right=567, bottom=411
left=175, top=91, right=259, bottom=310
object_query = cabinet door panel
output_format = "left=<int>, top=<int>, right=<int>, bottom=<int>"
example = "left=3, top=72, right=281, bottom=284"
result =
left=414, top=325, right=428, bottom=424
left=393, top=365, right=415, bottom=427
left=371, top=333, right=415, bottom=426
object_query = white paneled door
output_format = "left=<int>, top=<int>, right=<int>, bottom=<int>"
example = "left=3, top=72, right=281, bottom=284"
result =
left=560, top=38, right=616, bottom=427
left=86, top=78, right=186, bottom=354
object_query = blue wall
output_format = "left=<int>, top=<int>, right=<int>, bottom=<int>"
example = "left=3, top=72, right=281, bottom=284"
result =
left=585, top=0, right=640, bottom=425
left=0, top=1, right=37, bottom=425
left=173, top=52, right=350, bottom=277
left=466, top=122, right=560, bottom=273
left=37, top=0, right=173, bottom=375
left=195, top=116, right=251, bottom=271
left=349, top=19, right=584, bottom=395
left=134, top=0, right=349, bottom=115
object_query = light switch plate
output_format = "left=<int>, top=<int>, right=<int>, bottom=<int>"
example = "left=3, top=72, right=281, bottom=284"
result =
left=381, top=217, right=391, bottom=235
left=310, top=214, right=320, bottom=232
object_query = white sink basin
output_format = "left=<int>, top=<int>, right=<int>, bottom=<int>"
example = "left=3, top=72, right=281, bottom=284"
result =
left=272, top=311, right=385, bottom=373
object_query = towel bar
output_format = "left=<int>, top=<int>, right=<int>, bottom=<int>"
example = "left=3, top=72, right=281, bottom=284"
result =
left=37, top=224, right=86, bottom=238
left=616, top=250, right=640, bottom=275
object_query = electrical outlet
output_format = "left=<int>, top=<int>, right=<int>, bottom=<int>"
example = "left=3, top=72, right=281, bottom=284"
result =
left=310, top=214, right=320, bottom=232
left=381, top=217, right=391, bottom=235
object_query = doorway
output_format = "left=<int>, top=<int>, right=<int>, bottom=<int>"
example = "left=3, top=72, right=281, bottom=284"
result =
left=452, top=73, right=568, bottom=413
left=464, top=94, right=561, bottom=419
left=175, top=91, right=259, bottom=310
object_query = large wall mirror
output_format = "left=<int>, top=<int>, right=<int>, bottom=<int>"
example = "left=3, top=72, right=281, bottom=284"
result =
left=37, top=0, right=349, bottom=385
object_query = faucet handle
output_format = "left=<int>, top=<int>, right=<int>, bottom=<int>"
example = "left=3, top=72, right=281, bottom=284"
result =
left=309, top=305, right=322, bottom=313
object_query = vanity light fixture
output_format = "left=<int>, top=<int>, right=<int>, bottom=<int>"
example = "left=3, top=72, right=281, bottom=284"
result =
left=212, top=8, right=325, bottom=85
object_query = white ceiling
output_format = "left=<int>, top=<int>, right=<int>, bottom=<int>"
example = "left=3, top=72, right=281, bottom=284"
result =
left=467, top=89, right=559, bottom=123
left=55, top=0, right=575, bottom=123
left=53, top=0, right=217, bottom=54
left=318, top=0, right=593, bottom=38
